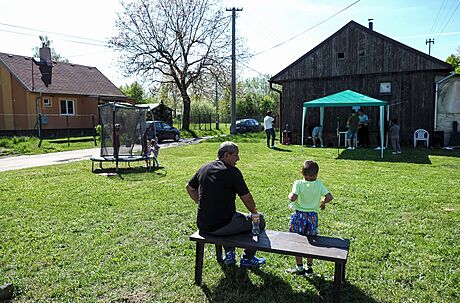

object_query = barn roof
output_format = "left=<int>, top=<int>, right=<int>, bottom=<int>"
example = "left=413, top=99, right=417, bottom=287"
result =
left=270, top=20, right=452, bottom=83
left=0, top=52, right=126, bottom=98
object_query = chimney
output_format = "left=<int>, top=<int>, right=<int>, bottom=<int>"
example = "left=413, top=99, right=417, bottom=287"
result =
left=39, top=47, right=52, bottom=65
left=38, top=47, right=53, bottom=87
left=368, top=19, right=373, bottom=30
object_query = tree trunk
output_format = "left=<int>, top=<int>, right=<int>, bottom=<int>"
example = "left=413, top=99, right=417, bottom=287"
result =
left=182, top=92, right=191, bottom=131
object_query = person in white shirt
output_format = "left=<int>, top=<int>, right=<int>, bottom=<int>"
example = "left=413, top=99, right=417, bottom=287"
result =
left=263, top=111, right=276, bottom=148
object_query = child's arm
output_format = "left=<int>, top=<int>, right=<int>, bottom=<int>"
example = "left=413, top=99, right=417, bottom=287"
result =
left=288, top=192, right=297, bottom=201
left=320, top=193, right=334, bottom=209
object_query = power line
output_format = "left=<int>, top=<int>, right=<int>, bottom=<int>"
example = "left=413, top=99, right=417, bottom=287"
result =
left=0, top=28, right=108, bottom=47
left=0, top=22, right=106, bottom=43
left=435, top=1, right=460, bottom=40
left=237, top=59, right=268, bottom=78
left=429, top=0, right=447, bottom=35
left=245, top=0, right=360, bottom=59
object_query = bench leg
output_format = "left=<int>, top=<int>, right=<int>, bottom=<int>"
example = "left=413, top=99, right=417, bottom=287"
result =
left=215, top=244, right=223, bottom=263
left=333, top=262, right=343, bottom=303
left=195, top=242, right=204, bottom=285
left=342, top=264, right=346, bottom=282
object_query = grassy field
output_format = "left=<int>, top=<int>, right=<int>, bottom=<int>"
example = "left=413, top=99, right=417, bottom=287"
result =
left=0, top=127, right=231, bottom=157
left=0, top=136, right=459, bottom=302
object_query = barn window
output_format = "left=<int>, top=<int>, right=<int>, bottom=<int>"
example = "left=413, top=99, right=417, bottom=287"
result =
left=60, top=98, right=75, bottom=116
left=337, top=52, right=345, bottom=59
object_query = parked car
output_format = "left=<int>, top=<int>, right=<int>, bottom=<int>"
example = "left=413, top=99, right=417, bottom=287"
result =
left=146, top=120, right=180, bottom=142
left=235, top=119, right=264, bottom=133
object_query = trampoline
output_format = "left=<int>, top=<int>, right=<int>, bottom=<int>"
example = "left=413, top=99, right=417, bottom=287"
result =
left=90, top=102, right=158, bottom=173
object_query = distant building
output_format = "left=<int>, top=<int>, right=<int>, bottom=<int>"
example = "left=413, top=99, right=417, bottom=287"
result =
left=0, top=51, right=127, bottom=137
left=270, top=20, right=453, bottom=146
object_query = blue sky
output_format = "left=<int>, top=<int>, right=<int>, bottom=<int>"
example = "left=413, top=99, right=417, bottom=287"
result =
left=0, top=0, right=459, bottom=86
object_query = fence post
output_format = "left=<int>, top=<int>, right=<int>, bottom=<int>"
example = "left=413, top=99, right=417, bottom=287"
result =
left=92, top=115, right=97, bottom=146
left=38, top=113, right=43, bottom=148
left=66, top=116, right=70, bottom=146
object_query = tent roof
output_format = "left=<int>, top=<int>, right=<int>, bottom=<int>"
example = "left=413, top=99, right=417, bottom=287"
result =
left=303, top=90, right=387, bottom=108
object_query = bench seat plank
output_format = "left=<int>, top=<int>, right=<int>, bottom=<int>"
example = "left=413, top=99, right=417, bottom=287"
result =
left=190, top=230, right=349, bottom=263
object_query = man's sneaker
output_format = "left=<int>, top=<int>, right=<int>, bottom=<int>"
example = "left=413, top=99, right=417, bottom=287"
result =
left=223, top=251, right=236, bottom=265
left=285, top=267, right=306, bottom=276
left=240, top=255, right=266, bottom=268
left=347, top=147, right=353, bottom=150
left=397, top=151, right=402, bottom=154
left=312, top=145, right=316, bottom=148
left=392, top=151, right=397, bottom=155
left=305, top=267, right=314, bottom=276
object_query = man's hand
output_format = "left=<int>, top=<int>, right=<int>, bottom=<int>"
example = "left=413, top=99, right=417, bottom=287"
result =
left=320, top=201, right=326, bottom=210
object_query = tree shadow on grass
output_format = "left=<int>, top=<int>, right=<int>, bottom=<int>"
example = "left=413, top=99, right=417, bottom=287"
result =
left=201, top=265, right=378, bottom=303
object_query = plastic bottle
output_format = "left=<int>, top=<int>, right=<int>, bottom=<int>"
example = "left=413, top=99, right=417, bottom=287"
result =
left=251, top=212, right=260, bottom=235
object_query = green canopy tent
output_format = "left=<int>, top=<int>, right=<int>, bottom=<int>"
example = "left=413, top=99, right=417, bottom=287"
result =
left=302, top=90, right=388, bottom=158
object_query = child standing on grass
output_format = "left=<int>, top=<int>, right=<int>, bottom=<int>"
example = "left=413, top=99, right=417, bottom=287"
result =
left=145, top=139, right=160, bottom=167
left=286, top=160, right=333, bottom=276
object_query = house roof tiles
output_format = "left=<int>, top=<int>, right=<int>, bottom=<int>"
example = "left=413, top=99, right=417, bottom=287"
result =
left=0, top=52, right=126, bottom=98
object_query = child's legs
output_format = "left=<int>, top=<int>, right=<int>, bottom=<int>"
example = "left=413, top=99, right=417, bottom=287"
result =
left=391, top=136, right=398, bottom=151
left=289, top=211, right=318, bottom=265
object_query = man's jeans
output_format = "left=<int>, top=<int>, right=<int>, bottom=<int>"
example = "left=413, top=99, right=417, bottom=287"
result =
left=207, top=212, right=266, bottom=258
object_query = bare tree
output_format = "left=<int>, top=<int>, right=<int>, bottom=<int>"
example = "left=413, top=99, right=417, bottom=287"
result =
left=110, top=0, right=232, bottom=130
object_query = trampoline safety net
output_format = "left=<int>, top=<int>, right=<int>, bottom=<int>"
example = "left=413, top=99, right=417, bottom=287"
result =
left=99, top=102, right=148, bottom=157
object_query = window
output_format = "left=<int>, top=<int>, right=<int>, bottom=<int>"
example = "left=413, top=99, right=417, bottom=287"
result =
left=43, top=97, right=52, bottom=107
left=337, top=52, right=345, bottom=59
left=379, top=82, right=392, bottom=94
left=60, top=99, right=75, bottom=115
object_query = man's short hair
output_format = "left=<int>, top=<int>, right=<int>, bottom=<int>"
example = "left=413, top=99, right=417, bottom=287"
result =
left=302, top=160, right=319, bottom=177
left=266, top=111, right=272, bottom=116
left=217, top=141, right=238, bottom=159
left=351, top=109, right=356, bottom=114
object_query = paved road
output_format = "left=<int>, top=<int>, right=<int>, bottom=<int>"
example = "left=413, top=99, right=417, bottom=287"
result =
left=0, top=137, right=209, bottom=172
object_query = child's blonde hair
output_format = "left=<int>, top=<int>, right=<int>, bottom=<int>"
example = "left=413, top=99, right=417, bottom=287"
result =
left=301, top=160, right=319, bottom=180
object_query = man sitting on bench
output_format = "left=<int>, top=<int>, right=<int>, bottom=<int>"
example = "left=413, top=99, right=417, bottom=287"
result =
left=186, top=141, right=267, bottom=268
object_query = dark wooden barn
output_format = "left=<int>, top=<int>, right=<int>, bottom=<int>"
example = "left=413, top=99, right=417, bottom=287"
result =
left=269, top=20, right=453, bottom=146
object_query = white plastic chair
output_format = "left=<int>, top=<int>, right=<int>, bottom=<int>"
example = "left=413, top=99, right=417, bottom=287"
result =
left=413, top=129, right=429, bottom=148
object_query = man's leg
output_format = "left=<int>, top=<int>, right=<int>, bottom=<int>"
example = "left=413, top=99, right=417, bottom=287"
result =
left=270, top=128, right=276, bottom=147
left=265, top=130, right=270, bottom=147
left=209, top=212, right=266, bottom=258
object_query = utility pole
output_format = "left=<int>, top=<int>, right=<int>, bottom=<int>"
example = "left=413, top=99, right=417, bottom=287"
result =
left=426, top=38, right=434, bottom=55
left=215, top=79, right=219, bottom=130
left=226, top=7, right=242, bottom=134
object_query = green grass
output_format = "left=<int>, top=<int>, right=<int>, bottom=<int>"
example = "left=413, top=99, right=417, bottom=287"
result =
left=0, top=136, right=98, bottom=156
left=0, top=138, right=459, bottom=302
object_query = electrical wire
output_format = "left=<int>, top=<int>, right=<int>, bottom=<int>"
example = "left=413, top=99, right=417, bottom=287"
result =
left=0, top=22, right=106, bottom=43
left=435, top=1, right=460, bottom=40
left=429, top=0, right=447, bottom=35
left=244, top=0, right=360, bottom=59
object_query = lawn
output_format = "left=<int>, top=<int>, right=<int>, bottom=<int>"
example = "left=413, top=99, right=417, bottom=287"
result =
left=0, top=137, right=459, bottom=302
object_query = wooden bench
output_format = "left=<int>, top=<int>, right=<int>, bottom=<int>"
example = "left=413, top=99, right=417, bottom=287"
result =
left=190, top=230, right=350, bottom=303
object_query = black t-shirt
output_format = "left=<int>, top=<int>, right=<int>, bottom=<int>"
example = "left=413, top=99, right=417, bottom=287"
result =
left=188, top=160, right=250, bottom=232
